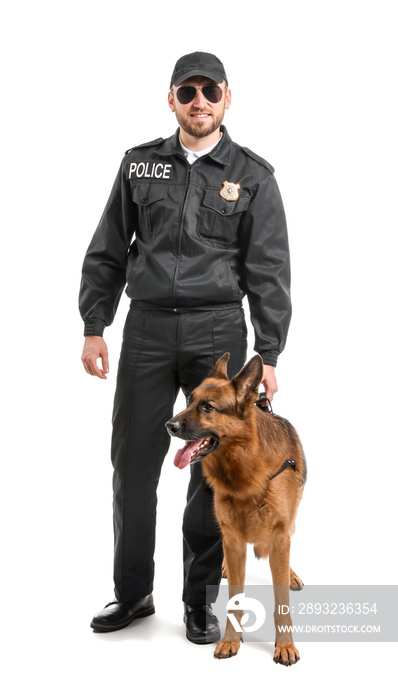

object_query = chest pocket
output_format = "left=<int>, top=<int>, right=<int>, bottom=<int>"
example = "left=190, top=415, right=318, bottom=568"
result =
left=197, top=188, right=251, bottom=247
left=130, top=183, right=167, bottom=240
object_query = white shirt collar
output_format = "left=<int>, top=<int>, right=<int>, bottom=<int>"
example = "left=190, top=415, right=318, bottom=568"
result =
left=179, top=133, right=223, bottom=164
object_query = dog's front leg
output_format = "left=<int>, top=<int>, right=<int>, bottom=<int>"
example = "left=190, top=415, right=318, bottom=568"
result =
left=269, top=533, right=300, bottom=666
left=214, top=533, right=247, bottom=659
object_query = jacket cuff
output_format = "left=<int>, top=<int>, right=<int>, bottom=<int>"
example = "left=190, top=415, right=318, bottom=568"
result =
left=84, top=317, right=106, bottom=337
left=260, top=351, right=279, bottom=367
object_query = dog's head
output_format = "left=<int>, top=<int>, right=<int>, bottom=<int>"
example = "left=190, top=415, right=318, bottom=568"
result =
left=166, top=353, right=263, bottom=469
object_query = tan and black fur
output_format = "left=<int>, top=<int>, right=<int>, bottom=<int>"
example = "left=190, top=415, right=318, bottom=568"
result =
left=167, top=353, right=306, bottom=664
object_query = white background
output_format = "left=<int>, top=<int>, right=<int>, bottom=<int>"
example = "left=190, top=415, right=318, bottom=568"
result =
left=1, top=0, right=397, bottom=697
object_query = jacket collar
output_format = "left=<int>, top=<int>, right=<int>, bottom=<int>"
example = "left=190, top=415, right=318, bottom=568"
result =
left=158, top=124, right=232, bottom=166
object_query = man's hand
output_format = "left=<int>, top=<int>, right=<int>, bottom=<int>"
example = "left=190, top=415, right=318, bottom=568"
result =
left=81, top=336, right=109, bottom=379
left=261, top=364, right=278, bottom=402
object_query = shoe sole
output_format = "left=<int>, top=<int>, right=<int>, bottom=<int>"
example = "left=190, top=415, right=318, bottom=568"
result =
left=91, top=605, right=155, bottom=633
left=185, top=629, right=221, bottom=645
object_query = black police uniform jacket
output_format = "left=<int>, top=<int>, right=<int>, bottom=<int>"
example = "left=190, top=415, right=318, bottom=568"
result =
left=79, top=125, right=291, bottom=367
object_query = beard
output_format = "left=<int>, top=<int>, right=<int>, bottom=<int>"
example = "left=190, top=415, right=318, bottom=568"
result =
left=175, top=108, right=225, bottom=139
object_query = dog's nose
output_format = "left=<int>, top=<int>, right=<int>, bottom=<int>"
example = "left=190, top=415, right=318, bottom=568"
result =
left=165, top=420, right=183, bottom=435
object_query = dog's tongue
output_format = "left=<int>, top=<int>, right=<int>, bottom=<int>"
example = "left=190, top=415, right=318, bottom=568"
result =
left=174, top=439, right=204, bottom=469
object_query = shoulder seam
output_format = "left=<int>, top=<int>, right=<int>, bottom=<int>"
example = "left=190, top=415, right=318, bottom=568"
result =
left=125, top=137, right=164, bottom=155
left=239, top=145, right=275, bottom=174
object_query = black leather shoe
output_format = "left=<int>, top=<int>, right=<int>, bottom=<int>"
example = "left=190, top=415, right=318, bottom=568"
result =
left=183, top=603, right=221, bottom=644
left=90, top=594, right=155, bottom=632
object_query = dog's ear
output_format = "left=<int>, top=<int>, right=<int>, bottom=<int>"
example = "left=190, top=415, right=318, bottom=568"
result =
left=209, top=352, right=230, bottom=380
left=232, top=355, right=263, bottom=416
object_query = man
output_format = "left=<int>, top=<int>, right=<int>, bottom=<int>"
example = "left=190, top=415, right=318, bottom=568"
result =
left=79, top=51, right=291, bottom=644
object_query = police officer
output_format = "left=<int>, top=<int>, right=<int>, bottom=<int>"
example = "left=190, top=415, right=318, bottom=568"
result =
left=79, top=51, right=291, bottom=643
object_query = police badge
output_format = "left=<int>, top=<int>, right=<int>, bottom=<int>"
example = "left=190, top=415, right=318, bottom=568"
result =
left=219, top=181, right=240, bottom=201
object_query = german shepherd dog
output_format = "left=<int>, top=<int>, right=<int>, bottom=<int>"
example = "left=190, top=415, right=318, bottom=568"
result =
left=166, top=353, right=306, bottom=664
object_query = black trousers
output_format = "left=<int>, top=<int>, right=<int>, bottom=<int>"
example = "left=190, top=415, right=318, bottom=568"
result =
left=111, top=303, right=247, bottom=605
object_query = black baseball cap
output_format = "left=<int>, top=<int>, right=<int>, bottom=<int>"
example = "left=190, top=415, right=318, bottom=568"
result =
left=170, top=51, right=228, bottom=89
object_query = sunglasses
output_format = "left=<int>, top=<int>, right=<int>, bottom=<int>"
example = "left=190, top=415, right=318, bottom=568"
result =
left=173, top=84, right=227, bottom=105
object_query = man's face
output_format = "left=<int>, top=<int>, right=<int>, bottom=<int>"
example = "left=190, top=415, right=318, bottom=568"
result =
left=168, top=75, right=231, bottom=139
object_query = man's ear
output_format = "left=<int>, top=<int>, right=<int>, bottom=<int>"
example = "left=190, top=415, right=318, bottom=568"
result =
left=209, top=352, right=230, bottom=380
left=168, top=89, right=176, bottom=113
left=231, top=355, right=263, bottom=416
left=225, top=87, right=231, bottom=110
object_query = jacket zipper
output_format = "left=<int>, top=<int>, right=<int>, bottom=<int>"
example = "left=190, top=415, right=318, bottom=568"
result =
left=171, top=158, right=193, bottom=304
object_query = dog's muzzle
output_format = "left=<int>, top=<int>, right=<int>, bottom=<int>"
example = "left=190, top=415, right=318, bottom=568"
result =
left=166, top=420, right=219, bottom=469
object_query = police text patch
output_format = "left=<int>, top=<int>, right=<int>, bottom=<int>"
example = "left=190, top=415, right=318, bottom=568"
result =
left=128, top=162, right=172, bottom=180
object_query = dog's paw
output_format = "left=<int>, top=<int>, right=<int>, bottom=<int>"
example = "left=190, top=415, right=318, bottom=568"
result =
left=273, top=642, right=300, bottom=666
left=214, top=639, right=241, bottom=659
left=290, top=568, right=304, bottom=591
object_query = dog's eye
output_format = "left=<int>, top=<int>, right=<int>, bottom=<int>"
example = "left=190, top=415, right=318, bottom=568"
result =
left=204, top=403, right=216, bottom=412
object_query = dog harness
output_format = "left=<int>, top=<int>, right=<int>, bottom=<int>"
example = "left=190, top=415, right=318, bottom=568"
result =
left=269, top=459, right=296, bottom=480
left=255, top=393, right=296, bottom=507
left=258, top=459, right=297, bottom=509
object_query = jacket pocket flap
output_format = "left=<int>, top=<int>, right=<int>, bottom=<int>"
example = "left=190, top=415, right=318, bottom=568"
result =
left=130, top=184, right=167, bottom=206
left=202, top=189, right=251, bottom=216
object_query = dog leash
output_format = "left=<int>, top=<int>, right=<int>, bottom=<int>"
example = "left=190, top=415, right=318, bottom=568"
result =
left=254, top=392, right=273, bottom=413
